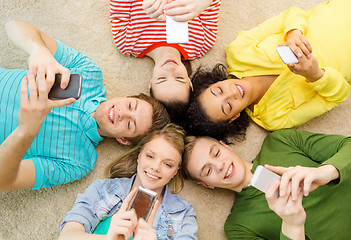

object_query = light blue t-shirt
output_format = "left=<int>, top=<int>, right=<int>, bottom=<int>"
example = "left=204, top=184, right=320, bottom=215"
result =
left=0, top=40, right=107, bottom=189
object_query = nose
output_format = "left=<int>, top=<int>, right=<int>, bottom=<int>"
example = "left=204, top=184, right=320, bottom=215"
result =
left=151, top=161, right=161, bottom=173
left=223, top=84, right=238, bottom=99
left=116, top=106, right=133, bottom=121
left=213, top=160, right=225, bottom=173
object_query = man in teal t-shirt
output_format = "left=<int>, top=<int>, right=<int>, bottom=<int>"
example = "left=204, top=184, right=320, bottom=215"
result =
left=0, top=20, right=169, bottom=191
left=183, top=129, right=351, bottom=239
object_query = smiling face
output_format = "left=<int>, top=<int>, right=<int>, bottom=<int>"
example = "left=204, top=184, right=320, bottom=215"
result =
left=198, top=79, right=252, bottom=123
left=94, top=97, right=153, bottom=143
left=186, top=137, right=253, bottom=192
left=135, top=135, right=182, bottom=194
left=150, top=59, right=192, bottom=104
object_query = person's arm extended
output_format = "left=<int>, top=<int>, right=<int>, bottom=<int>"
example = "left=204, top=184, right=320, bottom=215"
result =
left=59, top=222, right=106, bottom=240
left=5, top=20, right=70, bottom=88
left=0, top=66, right=74, bottom=191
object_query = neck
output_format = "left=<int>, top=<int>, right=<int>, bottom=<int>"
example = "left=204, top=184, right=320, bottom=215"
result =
left=146, top=46, right=182, bottom=65
left=232, top=161, right=254, bottom=192
left=243, top=75, right=277, bottom=110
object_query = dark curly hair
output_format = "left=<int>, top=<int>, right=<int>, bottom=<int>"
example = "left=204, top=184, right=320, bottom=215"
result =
left=182, top=63, right=250, bottom=141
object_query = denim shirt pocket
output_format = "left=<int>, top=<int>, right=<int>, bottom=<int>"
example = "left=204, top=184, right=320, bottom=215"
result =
left=94, top=194, right=123, bottom=220
left=165, top=214, right=184, bottom=239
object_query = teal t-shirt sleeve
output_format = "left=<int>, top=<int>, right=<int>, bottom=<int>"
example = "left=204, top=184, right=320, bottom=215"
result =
left=93, top=215, right=132, bottom=240
left=31, top=156, right=91, bottom=189
left=54, top=39, right=102, bottom=73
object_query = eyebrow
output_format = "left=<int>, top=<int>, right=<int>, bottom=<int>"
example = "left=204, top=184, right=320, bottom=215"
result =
left=210, top=88, right=217, bottom=96
left=155, top=79, right=167, bottom=84
left=221, top=105, right=228, bottom=116
left=133, top=100, right=139, bottom=133
left=199, top=144, right=215, bottom=177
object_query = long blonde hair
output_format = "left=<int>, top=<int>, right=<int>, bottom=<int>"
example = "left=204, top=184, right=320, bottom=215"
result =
left=105, top=123, right=186, bottom=193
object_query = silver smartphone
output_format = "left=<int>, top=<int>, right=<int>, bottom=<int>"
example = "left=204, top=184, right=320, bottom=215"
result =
left=48, top=73, right=82, bottom=100
left=127, top=186, right=158, bottom=221
left=166, top=15, right=189, bottom=43
left=276, top=46, right=299, bottom=64
left=250, top=165, right=281, bottom=195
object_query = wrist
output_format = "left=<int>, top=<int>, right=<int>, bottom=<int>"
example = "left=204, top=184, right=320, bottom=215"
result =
left=281, top=220, right=306, bottom=240
left=319, top=164, right=340, bottom=183
left=307, top=68, right=324, bottom=82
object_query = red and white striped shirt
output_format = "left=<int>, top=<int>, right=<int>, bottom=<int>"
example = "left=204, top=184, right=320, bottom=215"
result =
left=110, top=0, right=220, bottom=60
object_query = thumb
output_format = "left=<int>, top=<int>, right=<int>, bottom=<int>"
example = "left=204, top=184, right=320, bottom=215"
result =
left=146, top=199, right=160, bottom=224
left=264, top=164, right=287, bottom=175
left=50, top=98, right=76, bottom=108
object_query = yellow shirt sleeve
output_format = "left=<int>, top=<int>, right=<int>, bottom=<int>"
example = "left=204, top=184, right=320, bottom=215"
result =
left=226, top=8, right=308, bottom=78
left=247, top=68, right=350, bottom=131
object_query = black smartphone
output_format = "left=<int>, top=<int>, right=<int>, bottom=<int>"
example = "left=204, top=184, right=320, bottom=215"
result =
left=127, top=186, right=158, bottom=221
left=48, top=73, right=82, bottom=100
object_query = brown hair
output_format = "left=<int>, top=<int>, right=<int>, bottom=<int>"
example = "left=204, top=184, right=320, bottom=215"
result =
left=180, top=135, right=202, bottom=183
left=105, top=123, right=186, bottom=193
left=124, top=93, right=170, bottom=145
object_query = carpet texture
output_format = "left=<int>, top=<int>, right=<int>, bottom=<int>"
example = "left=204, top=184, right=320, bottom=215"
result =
left=1, top=0, right=349, bottom=239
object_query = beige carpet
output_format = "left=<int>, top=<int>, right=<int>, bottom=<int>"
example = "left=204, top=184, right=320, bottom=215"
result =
left=1, top=0, right=349, bottom=239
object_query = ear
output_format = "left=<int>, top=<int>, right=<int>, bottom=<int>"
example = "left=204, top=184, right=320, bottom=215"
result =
left=116, top=137, right=132, bottom=145
left=228, top=113, right=240, bottom=124
left=148, top=80, right=152, bottom=92
left=197, top=181, right=214, bottom=189
left=219, top=140, right=232, bottom=151
left=189, top=78, right=193, bottom=91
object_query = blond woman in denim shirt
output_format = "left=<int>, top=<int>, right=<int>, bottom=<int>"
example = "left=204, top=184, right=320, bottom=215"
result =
left=59, top=124, right=197, bottom=240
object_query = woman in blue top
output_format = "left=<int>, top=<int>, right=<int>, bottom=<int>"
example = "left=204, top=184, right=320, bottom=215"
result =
left=59, top=123, right=197, bottom=240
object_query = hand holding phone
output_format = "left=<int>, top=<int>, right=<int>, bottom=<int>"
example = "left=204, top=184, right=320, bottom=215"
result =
left=276, top=46, right=299, bottom=64
left=127, top=186, right=158, bottom=221
left=48, top=74, right=82, bottom=100
left=250, top=165, right=281, bottom=196
left=166, top=15, right=189, bottom=43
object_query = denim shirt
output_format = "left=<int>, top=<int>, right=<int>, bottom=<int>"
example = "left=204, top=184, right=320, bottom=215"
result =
left=61, top=175, right=198, bottom=239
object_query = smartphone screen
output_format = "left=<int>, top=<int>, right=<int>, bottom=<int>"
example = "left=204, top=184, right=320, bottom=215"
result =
left=128, top=187, right=158, bottom=221
left=48, top=73, right=82, bottom=100
left=250, top=165, right=281, bottom=194
left=166, top=15, right=189, bottom=43
left=276, top=46, right=299, bottom=64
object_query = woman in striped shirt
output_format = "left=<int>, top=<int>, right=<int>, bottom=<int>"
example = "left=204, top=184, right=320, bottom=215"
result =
left=110, top=0, right=220, bottom=120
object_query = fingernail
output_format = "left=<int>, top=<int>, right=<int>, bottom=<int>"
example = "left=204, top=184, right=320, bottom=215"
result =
left=308, top=53, right=311, bottom=58
left=61, top=83, right=67, bottom=89
left=297, top=53, right=302, bottom=58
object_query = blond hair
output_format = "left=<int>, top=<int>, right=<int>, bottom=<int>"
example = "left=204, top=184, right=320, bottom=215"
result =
left=105, top=123, right=186, bottom=193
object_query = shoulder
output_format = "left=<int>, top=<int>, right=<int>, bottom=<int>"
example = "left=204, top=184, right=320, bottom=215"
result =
left=162, top=187, right=195, bottom=214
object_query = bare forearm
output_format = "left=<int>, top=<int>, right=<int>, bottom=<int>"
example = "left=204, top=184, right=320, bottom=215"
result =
left=281, top=221, right=305, bottom=240
left=0, top=126, right=36, bottom=188
left=5, top=20, right=51, bottom=56
left=59, top=225, right=106, bottom=240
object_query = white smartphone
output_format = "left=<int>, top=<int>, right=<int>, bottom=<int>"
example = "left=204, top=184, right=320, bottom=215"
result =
left=166, top=15, right=189, bottom=44
left=250, top=165, right=281, bottom=195
left=276, top=46, right=299, bottom=64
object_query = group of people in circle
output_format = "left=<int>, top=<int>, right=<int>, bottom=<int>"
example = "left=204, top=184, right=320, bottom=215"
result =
left=1, top=0, right=351, bottom=239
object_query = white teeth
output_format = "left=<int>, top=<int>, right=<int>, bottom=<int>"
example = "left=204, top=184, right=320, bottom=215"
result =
left=109, top=108, right=114, bottom=123
left=146, top=172, right=159, bottom=180
left=225, top=164, right=233, bottom=178
left=237, top=85, right=244, bottom=97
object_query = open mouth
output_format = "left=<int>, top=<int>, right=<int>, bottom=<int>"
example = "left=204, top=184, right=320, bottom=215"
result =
left=235, top=84, right=245, bottom=98
left=162, top=59, right=178, bottom=67
left=145, top=171, right=161, bottom=180
left=108, top=106, right=115, bottom=124
left=224, top=163, right=234, bottom=179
